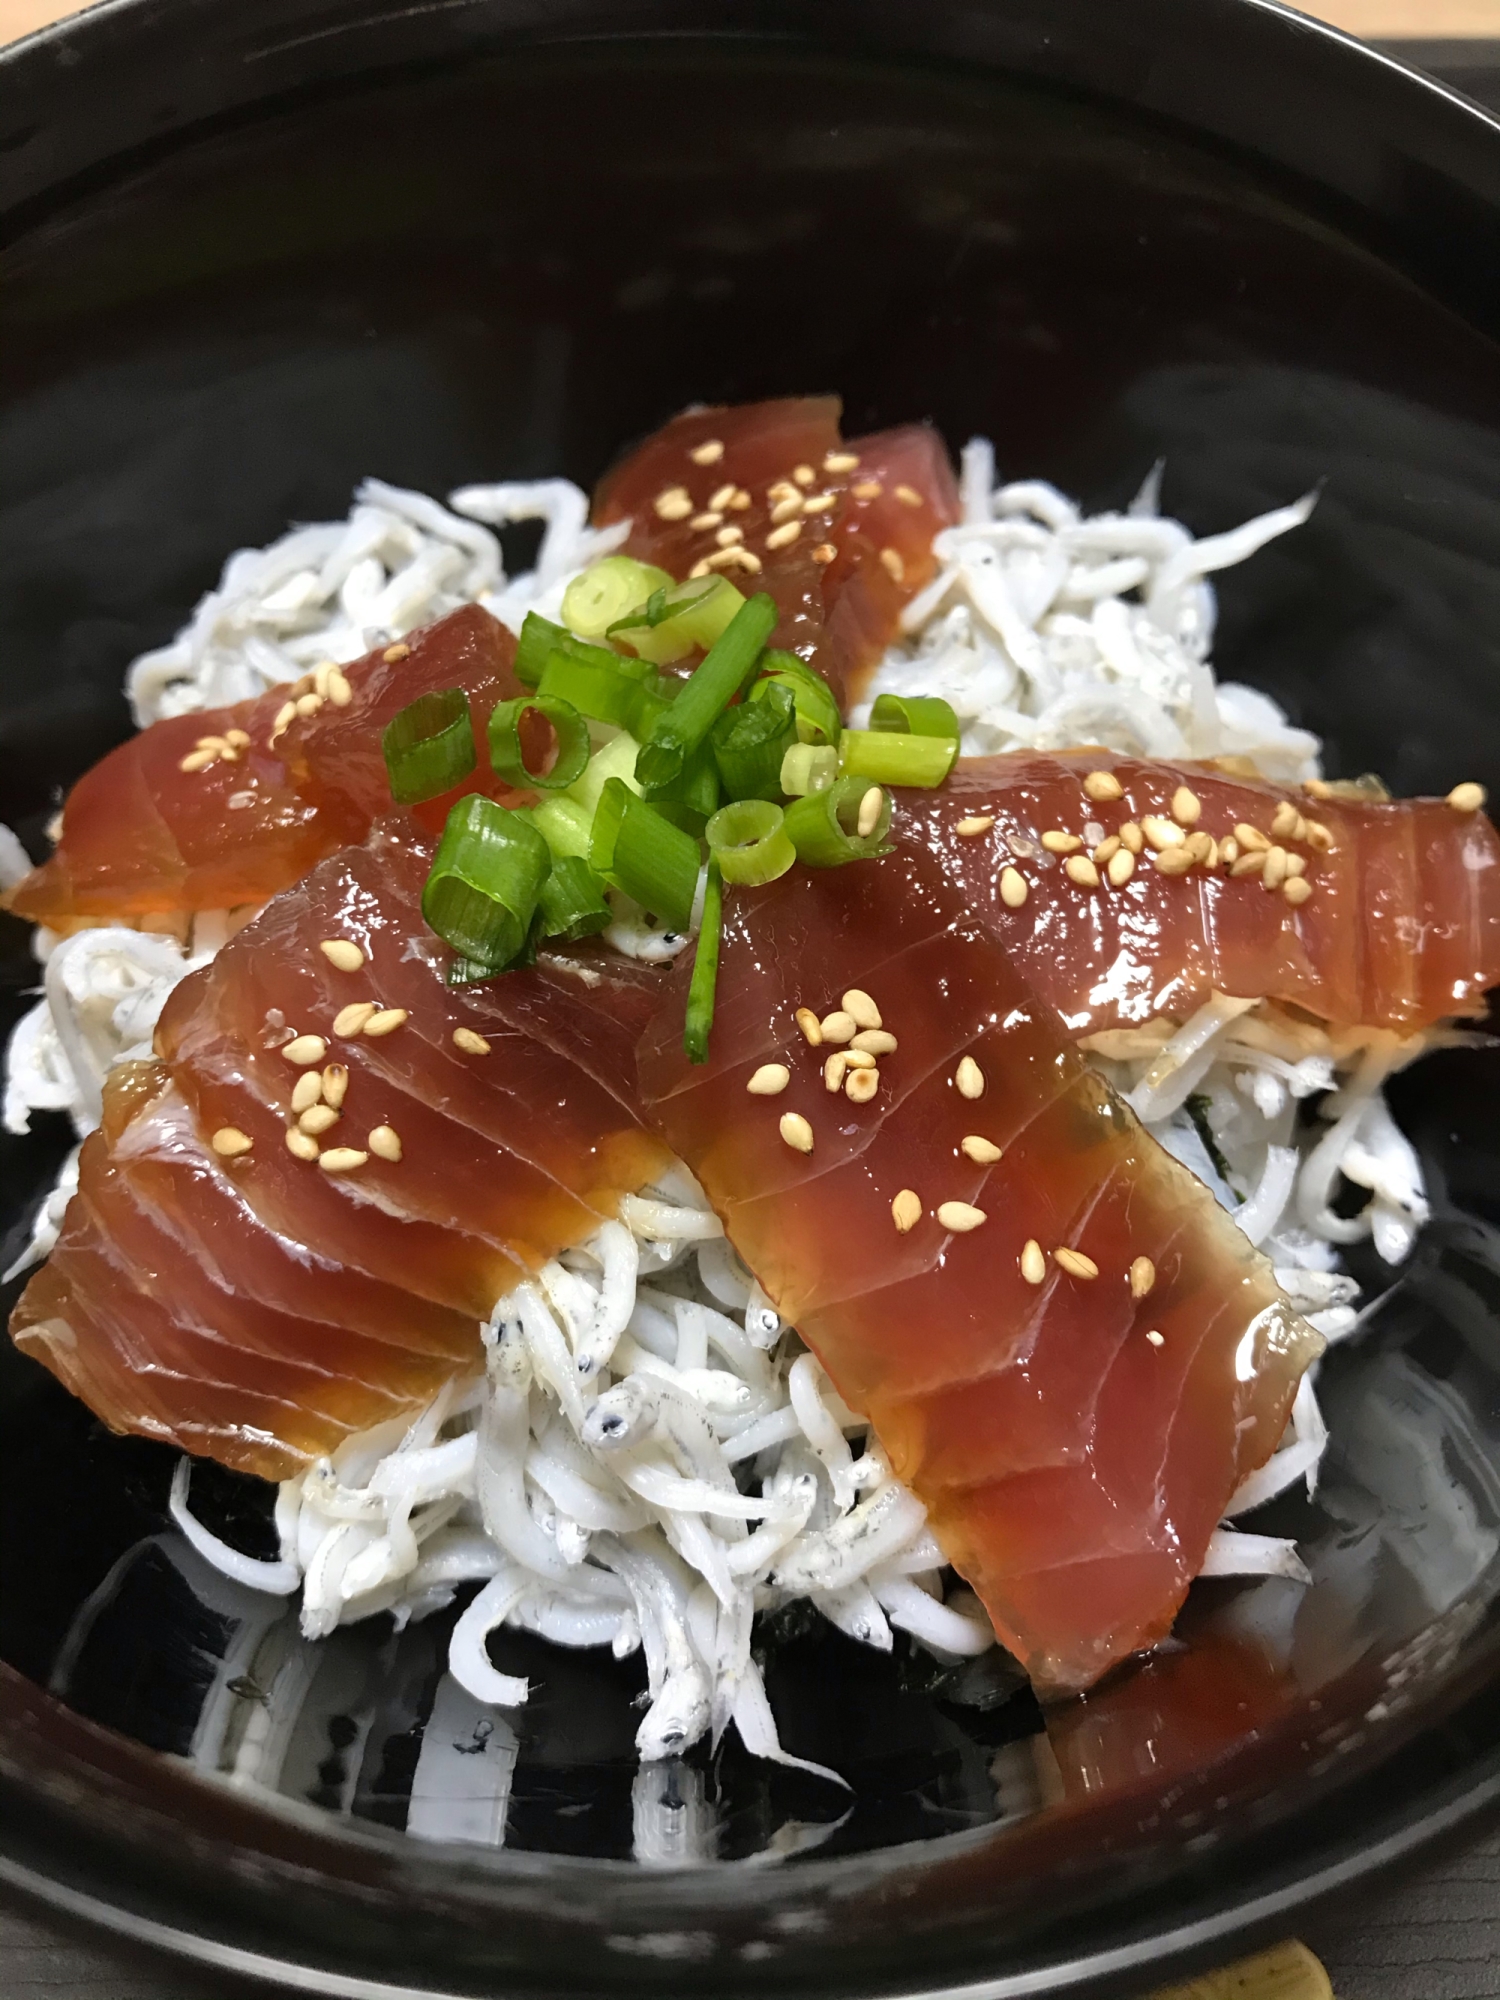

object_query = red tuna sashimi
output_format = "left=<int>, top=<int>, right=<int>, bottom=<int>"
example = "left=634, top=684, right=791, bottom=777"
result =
left=894, top=753, right=1500, bottom=1036
left=12, top=822, right=670, bottom=1479
left=593, top=397, right=960, bottom=707
left=637, top=854, right=1320, bottom=1693
left=8, top=605, right=524, bottom=925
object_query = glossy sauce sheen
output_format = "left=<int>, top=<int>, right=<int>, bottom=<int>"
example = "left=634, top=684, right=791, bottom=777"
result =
left=12, top=822, right=668, bottom=1479
left=593, top=397, right=960, bottom=707
left=7, top=605, right=524, bottom=923
left=908, top=754, right=1500, bottom=1034
left=638, top=855, right=1320, bottom=1691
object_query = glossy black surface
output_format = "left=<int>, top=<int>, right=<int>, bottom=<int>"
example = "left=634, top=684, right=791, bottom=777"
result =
left=5, top=3, right=1500, bottom=1995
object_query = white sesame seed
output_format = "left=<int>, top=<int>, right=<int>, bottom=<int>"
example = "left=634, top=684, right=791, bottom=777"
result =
left=824, top=1052, right=849, bottom=1093
left=295, top=692, right=323, bottom=719
left=1129, top=1254, right=1156, bottom=1299
left=1235, top=823, right=1271, bottom=852
left=1000, top=866, right=1028, bottom=908
left=893, top=484, right=924, bottom=507
left=1220, top=837, right=1240, bottom=864
left=794, top=1007, right=823, bottom=1047
left=321, top=1064, right=349, bottom=1108
left=850, top=1028, right=897, bottom=1056
left=452, top=1028, right=490, bottom=1056
left=282, top=1034, right=328, bottom=1066
left=362, top=1008, right=408, bottom=1038
left=1107, top=847, right=1136, bottom=887
left=770, top=496, right=804, bottom=524
left=706, top=546, right=762, bottom=574
left=1146, top=1329, right=1165, bottom=1348
left=1092, top=835, right=1121, bottom=865
left=299, top=1103, right=341, bottom=1135
left=820, top=1010, right=857, bottom=1044
left=1283, top=876, right=1313, bottom=907
left=1020, top=1239, right=1047, bottom=1285
left=856, top=787, right=884, bottom=839
left=285, top=1127, right=321, bottom=1162
left=792, top=463, right=816, bottom=486
left=853, top=480, right=883, bottom=500
left=823, top=451, right=860, bottom=474
left=333, top=1002, right=378, bottom=1038
left=319, top=939, right=365, bottom=973
left=1270, top=800, right=1303, bottom=841
left=1118, top=821, right=1145, bottom=854
left=845, top=1067, right=879, bottom=1105
left=842, top=988, right=882, bottom=1029
left=1065, top=855, right=1100, bottom=888
left=1053, top=1246, right=1099, bottom=1280
left=765, top=519, right=803, bottom=550
left=291, top=1070, right=324, bottom=1114
left=1041, top=830, right=1082, bottom=854
left=1230, top=850, right=1268, bottom=878
left=383, top=643, right=411, bottom=664
left=271, top=700, right=297, bottom=736
left=779, top=1111, right=814, bottom=1154
left=1185, top=831, right=1215, bottom=865
left=689, top=438, right=725, bottom=465
left=746, top=1063, right=791, bottom=1096
left=768, top=480, right=801, bottom=503
left=1304, top=819, right=1334, bottom=852
left=319, top=1147, right=369, bottom=1173
left=878, top=547, right=905, bottom=584
left=178, top=748, right=217, bottom=773
left=960, top=1134, right=1002, bottom=1164
left=313, top=662, right=335, bottom=700
left=225, top=728, right=251, bottom=750
left=937, top=1200, right=986, bottom=1233
left=368, top=1125, right=402, bottom=1163
left=654, top=485, right=694, bottom=520
left=1448, top=781, right=1487, bottom=814
left=1262, top=845, right=1289, bottom=891
left=1141, top=815, right=1184, bottom=852
left=1171, top=786, right=1202, bottom=826
left=195, top=734, right=230, bottom=753
left=211, top=1126, right=253, bottom=1157
left=1083, top=770, right=1124, bottom=803
left=1284, top=851, right=1307, bottom=878
left=891, top=1188, right=922, bottom=1233
left=1153, top=846, right=1196, bottom=876
left=801, top=491, right=837, bottom=514
left=955, top=1055, right=985, bottom=1100
left=714, top=523, right=745, bottom=547
left=327, top=669, right=353, bottom=708
left=956, top=815, right=995, bottom=837
left=689, top=511, right=724, bottom=532
left=708, top=482, right=736, bottom=511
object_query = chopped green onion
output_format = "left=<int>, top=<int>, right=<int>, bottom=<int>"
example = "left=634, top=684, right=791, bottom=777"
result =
left=751, top=650, right=842, bottom=747
left=705, top=798, right=796, bottom=887
left=711, top=681, right=798, bottom=802
left=870, top=691, right=962, bottom=740
left=635, top=593, right=778, bottom=794
left=837, top=728, right=958, bottom=788
left=609, top=575, right=748, bottom=664
left=590, top=778, right=700, bottom=931
left=514, top=613, right=567, bottom=690
left=528, top=794, right=594, bottom=861
left=683, top=859, right=723, bottom=1065
left=536, top=853, right=613, bottom=940
left=561, top=556, right=673, bottom=639
left=781, top=743, right=838, bottom=796
left=566, top=731, right=643, bottom=817
left=538, top=643, right=656, bottom=729
left=783, top=774, right=893, bottom=866
left=648, top=741, right=721, bottom=835
left=487, top=695, right=590, bottom=792
left=382, top=688, right=476, bottom=805
left=423, top=795, right=551, bottom=967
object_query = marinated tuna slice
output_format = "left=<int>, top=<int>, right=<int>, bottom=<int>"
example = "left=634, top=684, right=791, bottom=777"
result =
left=593, top=397, right=960, bottom=706
left=896, top=752, right=1500, bottom=1035
left=8, top=605, right=523, bottom=925
left=638, top=854, right=1320, bottom=1692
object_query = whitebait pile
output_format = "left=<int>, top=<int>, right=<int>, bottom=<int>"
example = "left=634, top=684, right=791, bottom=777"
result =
left=3, top=448, right=1439, bottom=1769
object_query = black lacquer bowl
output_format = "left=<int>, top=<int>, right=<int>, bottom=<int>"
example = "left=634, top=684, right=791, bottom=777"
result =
left=5, top=2, right=1500, bottom=1993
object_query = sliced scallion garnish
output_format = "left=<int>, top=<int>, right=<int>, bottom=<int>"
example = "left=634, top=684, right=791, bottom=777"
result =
left=382, top=688, right=476, bottom=805
left=538, top=644, right=657, bottom=730
left=514, top=612, right=568, bottom=690
left=783, top=775, right=893, bottom=865
left=423, top=795, right=552, bottom=968
left=705, top=798, right=796, bottom=887
left=609, top=575, right=748, bottom=664
left=780, top=743, right=838, bottom=796
left=561, top=556, right=674, bottom=639
left=711, top=681, right=798, bottom=802
left=487, top=695, right=591, bottom=792
left=683, top=858, right=723, bottom=1065
left=634, top=593, right=778, bottom=795
left=869, top=691, right=962, bottom=740
left=837, top=728, right=957, bottom=788
left=528, top=794, right=594, bottom=861
left=647, top=741, right=722, bottom=836
left=589, top=778, right=700, bottom=931
left=566, top=731, right=644, bottom=817
left=537, top=853, right=613, bottom=940
left=750, top=650, right=842, bottom=747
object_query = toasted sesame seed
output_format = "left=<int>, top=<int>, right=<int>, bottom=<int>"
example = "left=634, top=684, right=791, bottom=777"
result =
left=842, top=988, right=882, bottom=1029
left=961, top=1134, right=1002, bottom=1164
left=801, top=491, right=837, bottom=514
left=333, top=1001, right=378, bottom=1037
left=1065, top=854, right=1100, bottom=888
left=1171, top=786, right=1202, bottom=826
left=878, top=547, right=905, bottom=584
left=747, top=1063, right=791, bottom=1096
left=811, top=543, right=837, bottom=565
left=1083, top=770, right=1124, bottom=803
left=792, top=463, right=816, bottom=487
left=891, top=1188, right=922, bottom=1233
left=845, top=1066, right=880, bottom=1105
left=780, top=1111, right=814, bottom=1153
left=707, top=546, right=763, bottom=574
left=282, top=1034, right=328, bottom=1066
left=1000, top=866, right=1029, bottom=908
left=714, top=523, right=745, bottom=547
left=1129, top=1254, right=1156, bottom=1299
left=823, top=1052, right=849, bottom=1093
left=956, top=815, right=995, bottom=837
left=313, top=662, right=335, bottom=699
left=1302, top=777, right=1334, bottom=799
left=321, top=1064, right=349, bottom=1108
left=955, top=1055, right=985, bottom=1100
left=768, top=479, right=801, bottom=503
left=272, top=700, right=297, bottom=736
left=225, top=728, right=251, bottom=750
left=1304, top=819, right=1333, bottom=851
left=856, top=786, right=884, bottom=839
left=935, top=1199, right=984, bottom=1233
left=211, top=1126, right=253, bottom=1157
left=327, top=668, right=353, bottom=707
left=824, top=450, right=861, bottom=474
left=729, top=488, right=751, bottom=510
left=1262, top=845, right=1289, bottom=891
left=1448, top=781, right=1487, bottom=814
left=1141, top=814, right=1184, bottom=851
left=1118, top=821, right=1145, bottom=854
left=770, top=495, right=804, bottom=525
left=1041, top=829, right=1082, bottom=854
left=1153, top=846, right=1196, bottom=876
left=1020, top=1239, right=1047, bottom=1284
left=1054, top=1246, right=1099, bottom=1280
left=893, top=483, right=924, bottom=507
left=363, top=1007, right=408, bottom=1038
left=688, top=559, right=710, bottom=578
left=286, top=1126, right=321, bottom=1161
left=319, top=1147, right=369, bottom=1173
left=1146, top=1329, right=1165, bottom=1348
left=299, top=1104, right=341, bottom=1136
left=383, top=642, right=412, bottom=664
left=1235, top=822, right=1270, bottom=852
left=1283, top=876, right=1313, bottom=907
left=709, top=482, right=737, bottom=511
left=844, top=1048, right=877, bottom=1069
left=452, top=1028, right=490, bottom=1056
left=368, top=1125, right=402, bottom=1162
left=195, top=733, right=228, bottom=753
left=1092, top=835, right=1121, bottom=865
left=765, top=519, right=802, bottom=550
left=1230, top=850, right=1267, bottom=878
left=820, top=1009, right=857, bottom=1044
left=1185, top=831, right=1215, bottom=865
left=1107, top=847, right=1136, bottom=887
left=794, top=1006, right=823, bottom=1047
left=689, top=511, right=724, bottom=532
left=851, top=1028, right=897, bottom=1056
left=690, top=438, right=725, bottom=465
left=295, top=691, right=323, bottom=719
left=654, top=485, right=694, bottom=521
left=178, top=748, right=217, bottom=773
left=853, top=480, right=883, bottom=500
left=291, top=1070, right=324, bottom=1114
left=319, top=938, right=365, bottom=973
left=1284, top=851, right=1307, bottom=878
left=1220, top=837, right=1240, bottom=864
left=1270, top=800, right=1303, bottom=841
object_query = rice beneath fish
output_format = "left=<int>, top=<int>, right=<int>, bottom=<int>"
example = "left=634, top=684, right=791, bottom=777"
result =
left=1, top=448, right=1435, bottom=1767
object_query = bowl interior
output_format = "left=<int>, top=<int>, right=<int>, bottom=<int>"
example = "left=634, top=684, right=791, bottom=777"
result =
left=5, top=19, right=1500, bottom=1998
